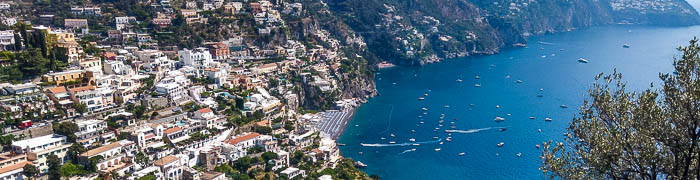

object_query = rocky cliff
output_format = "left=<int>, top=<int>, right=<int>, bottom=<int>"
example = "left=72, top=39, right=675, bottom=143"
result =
left=327, top=0, right=700, bottom=65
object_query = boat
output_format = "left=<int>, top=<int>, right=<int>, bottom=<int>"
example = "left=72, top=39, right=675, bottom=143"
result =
left=435, top=148, right=441, bottom=151
left=496, top=105, right=500, bottom=108
left=623, top=44, right=630, bottom=48
left=516, top=153, right=522, bottom=157
left=529, top=117, right=535, bottom=119
left=458, top=152, right=465, bottom=156
left=389, top=141, right=396, bottom=144
left=409, top=138, right=416, bottom=142
left=494, top=117, right=505, bottom=121
left=497, top=142, right=505, bottom=147
left=444, top=105, right=450, bottom=108
left=560, top=104, right=568, bottom=108
left=538, top=129, right=542, bottom=132
left=355, top=125, right=359, bottom=127
left=515, top=80, right=523, bottom=83
left=499, top=128, right=507, bottom=132
left=545, top=118, right=553, bottom=121
left=445, top=138, right=452, bottom=142
left=433, top=136, right=439, bottom=139
left=418, top=97, right=425, bottom=100
left=419, top=121, right=425, bottom=124
left=422, top=108, right=428, bottom=111
left=536, top=144, right=541, bottom=149
left=578, top=58, right=589, bottom=63
left=337, top=143, right=346, bottom=146
left=474, top=84, right=481, bottom=87
left=390, top=134, right=396, bottom=137
left=475, top=76, right=481, bottom=79
left=541, top=55, right=547, bottom=58
left=358, top=152, right=363, bottom=155
left=424, top=93, right=429, bottom=96
left=456, top=79, right=463, bottom=83
left=411, top=129, right=416, bottom=133
left=537, top=94, right=544, bottom=97
left=413, top=143, right=420, bottom=146
left=439, top=142, right=444, bottom=145
left=540, top=88, right=544, bottom=91
left=354, top=161, right=368, bottom=168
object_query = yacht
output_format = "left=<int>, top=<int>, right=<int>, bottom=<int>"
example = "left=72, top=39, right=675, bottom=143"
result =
left=409, top=138, right=416, bottom=142
left=458, top=152, right=465, bottom=156
left=389, top=141, right=396, bottom=144
left=560, top=104, right=568, bottom=108
left=413, top=143, right=420, bottom=146
left=475, top=76, right=481, bottom=79
left=474, top=84, right=481, bottom=87
left=354, top=161, right=368, bottom=168
left=500, top=128, right=507, bottom=132
left=497, top=142, right=505, bottom=147
left=529, top=117, right=535, bottom=119
left=536, top=144, right=541, bottom=149
left=390, top=134, right=396, bottom=137
left=623, top=44, right=630, bottom=48
left=496, top=105, right=500, bottom=108
left=578, top=58, right=589, bottom=63
left=424, top=93, right=429, bottom=96
left=444, top=105, right=450, bottom=108
left=545, top=118, right=553, bottom=121
left=494, top=117, right=505, bottom=121
left=380, top=137, right=386, bottom=140
left=435, top=148, right=442, bottom=151
left=516, top=153, right=522, bottom=157
left=418, top=97, right=425, bottom=100
left=422, top=107, right=429, bottom=111
left=515, top=80, right=523, bottom=83
left=456, top=79, right=463, bottom=83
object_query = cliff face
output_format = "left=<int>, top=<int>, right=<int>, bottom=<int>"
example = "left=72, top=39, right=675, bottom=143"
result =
left=327, top=0, right=700, bottom=65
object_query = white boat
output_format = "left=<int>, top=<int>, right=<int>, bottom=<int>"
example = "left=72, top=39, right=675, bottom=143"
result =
left=424, top=93, right=429, bottom=96
left=444, top=105, right=450, bottom=108
left=422, top=107, right=428, bottom=111
left=497, top=142, right=505, bottom=147
left=389, top=141, right=396, bottom=144
left=516, top=153, right=522, bottom=157
left=475, top=76, right=481, bottom=79
left=380, top=137, right=386, bottom=140
left=494, top=117, right=505, bottom=121
left=409, top=138, right=416, bottom=142
left=456, top=79, right=463, bottom=83
left=529, top=117, right=535, bottom=119
left=435, top=148, right=441, bottom=151
left=515, top=80, right=523, bottom=83
left=390, top=134, right=396, bottom=137
left=418, top=97, right=425, bottom=100
left=536, top=144, right=541, bottom=149
left=474, top=84, right=481, bottom=87
left=496, top=105, right=500, bottom=108
left=446, top=138, right=452, bottom=142
left=578, top=58, right=589, bottom=63
left=458, top=152, right=465, bottom=156
left=354, top=161, right=368, bottom=168
left=419, top=121, right=424, bottom=124
left=545, top=118, right=553, bottom=121
left=560, top=104, right=568, bottom=108
left=439, top=142, right=444, bottom=145
left=413, top=143, right=420, bottom=146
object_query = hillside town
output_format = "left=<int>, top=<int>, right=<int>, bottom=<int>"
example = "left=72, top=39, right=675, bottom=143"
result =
left=0, top=0, right=376, bottom=179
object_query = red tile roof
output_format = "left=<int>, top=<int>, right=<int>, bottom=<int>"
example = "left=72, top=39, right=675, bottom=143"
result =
left=225, top=133, right=260, bottom=145
left=163, top=127, right=182, bottom=135
left=47, top=86, right=67, bottom=94
left=198, top=108, right=213, bottom=113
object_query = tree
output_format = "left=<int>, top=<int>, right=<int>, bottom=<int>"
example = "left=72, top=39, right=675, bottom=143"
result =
left=254, top=125, right=272, bottom=135
left=53, top=122, right=79, bottom=143
left=47, top=154, right=62, bottom=180
left=67, top=143, right=87, bottom=162
left=73, top=103, right=87, bottom=116
left=541, top=39, right=700, bottom=179
left=22, top=164, right=38, bottom=179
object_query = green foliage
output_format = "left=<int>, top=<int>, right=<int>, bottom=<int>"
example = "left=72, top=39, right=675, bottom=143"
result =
left=53, top=121, right=79, bottom=143
left=59, top=162, right=91, bottom=177
left=22, top=164, right=38, bottom=179
left=73, top=103, right=87, bottom=115
left=47, top=154, right=62, bottom=180
left=541, top=39, right=700, bottom=179
left=254, top=125, right=272, bottom=135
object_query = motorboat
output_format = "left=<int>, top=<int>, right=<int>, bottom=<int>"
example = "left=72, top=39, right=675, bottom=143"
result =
left=497, top=142, right=505, bottom=147
left=475, top=76, right=481, bottom=79
left=545, top=118, right=553, bottom=121
left=529, top=117, right=535, bottom=119
left=560, top=104, right=568, bottom=108
left=389, top=141, right=396, bottom=144
left=474, top=84, right=481, bottom=87
left=516, top=153, right=522, bottom=157
left=354, top=161, right=368, bottom=168
left=418, top=97, right=425, bottom=100
left=390, top=134, right=396, bottom=137
left=496, top=105, right=500, bottom=108
left=494, top=117, right=505, bottom=121
left=422, top=107, right=429, bottom=111
left=413, top=144, right=420, bottom=146
left=500, top=128, right=507, bottom=132
left=456, top=79, right=463, bottom=83
left=435, top=148, right=441, bottom=151
left=623, top=44, right=630, bottom=48
left=578, top=58, right=589, bottom=63
left=458, top=152, right=465, bottom=156
left=536, top=144, right=541, bottom=149
left=515, top=80, right=523, bottom=83
left=409, top=138, right=416, bottom=142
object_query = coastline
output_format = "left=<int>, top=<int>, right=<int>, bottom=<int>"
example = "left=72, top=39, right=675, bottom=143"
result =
left=332, top=107, right=356, bottom=140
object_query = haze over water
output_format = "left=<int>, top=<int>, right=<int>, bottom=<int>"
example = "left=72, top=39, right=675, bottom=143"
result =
left=337, top=25, right=700, bottom=179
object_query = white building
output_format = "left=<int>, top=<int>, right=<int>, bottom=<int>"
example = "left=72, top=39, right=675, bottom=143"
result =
left=179, top=48, right=213, bottom=69
left=75, top=119, right=107, bottom=147
left=154, top=155, right=183, bottom=180
left=280, top=167, right=306, bottom=179
left=11, top=134, right=71, bottom=173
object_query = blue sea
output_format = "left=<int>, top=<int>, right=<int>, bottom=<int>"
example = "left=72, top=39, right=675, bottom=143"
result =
left=337, top=25, right=700, bottom=179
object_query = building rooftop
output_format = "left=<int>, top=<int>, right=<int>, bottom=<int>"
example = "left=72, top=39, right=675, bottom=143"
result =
left=225, top=133, right=260, bottom=145
left=11, top=134, right=66, bottom=150
left=80, top=141, right=122, bottom=157
left=154, top=155, right=178, bottom=166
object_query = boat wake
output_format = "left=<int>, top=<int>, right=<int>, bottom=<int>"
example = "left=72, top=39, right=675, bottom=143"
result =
left=445, top=127, right=507, bottom=134
left=361, top=139, right=441, bottom=147
left=399, top=149, right=417, bottom=155
left=538, top=41, right=555, bottom=45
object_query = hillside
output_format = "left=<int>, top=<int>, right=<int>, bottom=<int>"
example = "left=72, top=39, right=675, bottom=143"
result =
left=326, top=0, right=700, bottom=65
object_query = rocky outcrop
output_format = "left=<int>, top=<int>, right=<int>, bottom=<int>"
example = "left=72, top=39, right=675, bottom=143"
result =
left=327, top=0, right=700, bottom=65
